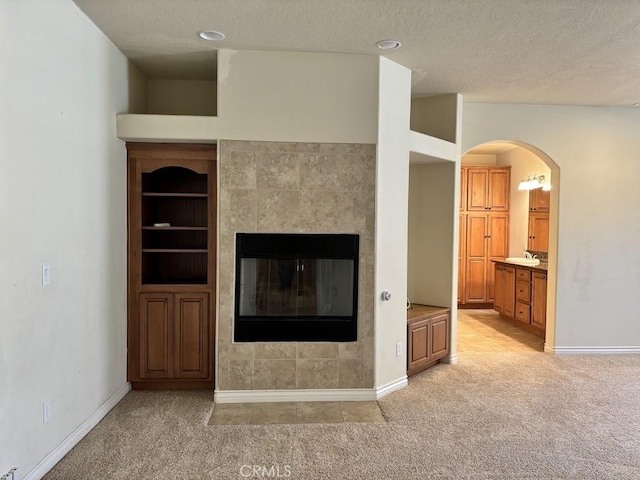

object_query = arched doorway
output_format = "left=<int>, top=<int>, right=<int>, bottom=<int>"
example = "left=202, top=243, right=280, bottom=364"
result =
left=457, top=140, right=559, bottom=353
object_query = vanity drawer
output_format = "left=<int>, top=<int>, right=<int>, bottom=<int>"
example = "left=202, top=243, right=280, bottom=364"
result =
left=516, top=281, right=531, bottom=303
left=516, top=269, right=531, bottom=282
left=515, top=301, right=531, bottom=324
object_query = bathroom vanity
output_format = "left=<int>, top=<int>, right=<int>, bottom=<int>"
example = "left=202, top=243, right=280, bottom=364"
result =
left=493, top=260, right=547, bottom=336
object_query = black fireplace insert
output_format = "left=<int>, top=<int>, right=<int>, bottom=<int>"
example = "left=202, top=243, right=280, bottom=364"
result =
left=234, top=233, right=359, bottom=342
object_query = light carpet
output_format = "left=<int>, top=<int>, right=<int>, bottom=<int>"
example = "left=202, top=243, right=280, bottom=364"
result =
left=44, top=352, right=640, bottom=479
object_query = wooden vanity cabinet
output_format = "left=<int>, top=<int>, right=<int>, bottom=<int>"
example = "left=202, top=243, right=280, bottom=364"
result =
left=407, top=306, right=450, bottom=376
left=532, top=272, right=548, bottom=329
left=493, top=261, right=546, bottom=336
left=493, top=264, right=515, bottom=318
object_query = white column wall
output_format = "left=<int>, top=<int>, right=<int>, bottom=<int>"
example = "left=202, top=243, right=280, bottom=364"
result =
left=374, top=57, right=412, bottom=389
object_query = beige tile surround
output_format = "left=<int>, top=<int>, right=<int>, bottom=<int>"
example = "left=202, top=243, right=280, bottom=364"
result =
left=217, top=140, right=376, bottom=391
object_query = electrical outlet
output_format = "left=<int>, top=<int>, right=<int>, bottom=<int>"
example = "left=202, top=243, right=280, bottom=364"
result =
left=1, top=467, right=18, bottom=480
left=41, top=263, right=50, bottom=286
left=396, top=341, right=402, bottom=357
left=43, top=400, right=51, bottom=424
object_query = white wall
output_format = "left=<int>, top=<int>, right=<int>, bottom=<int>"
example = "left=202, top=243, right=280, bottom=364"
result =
left=217, top=49, right=379, bottom=143
left=461, top=153, right=496, bottom=165
left=127, top=62, right=148, bottom=114
left=411, top=95, right=459, bottom=143
left=147, top=79, right=217, bottom=116
left=496, top=147, right=551, bottom=256
left=408, top=163, right=457, bottom=307
left=463, top=103, right=640, bottom=349
left=374, top=57, right=412, bottom=389
left=0, top=0, right=130, bottom=476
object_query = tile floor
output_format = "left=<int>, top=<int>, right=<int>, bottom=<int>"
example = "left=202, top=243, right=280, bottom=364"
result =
left=208, top=401, right=386, bottom=426
left=457, top=309, right=544, bottom=353
left=209, top=310, right=540, bottom=426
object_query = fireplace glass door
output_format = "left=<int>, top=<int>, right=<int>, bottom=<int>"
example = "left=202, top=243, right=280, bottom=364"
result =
left=239, top=258, right=354, bottom=318
left=234, top=233, right=359, bottom=342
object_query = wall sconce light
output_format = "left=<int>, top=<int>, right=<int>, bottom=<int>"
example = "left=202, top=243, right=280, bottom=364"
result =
left=518, top=174, right=548, bottom=191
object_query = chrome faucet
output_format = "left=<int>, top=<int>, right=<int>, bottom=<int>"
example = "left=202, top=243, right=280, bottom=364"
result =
left=523, top=251, right=533, bottom=259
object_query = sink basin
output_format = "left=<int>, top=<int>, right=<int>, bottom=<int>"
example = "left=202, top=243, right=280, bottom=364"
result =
left=505, top=257, right=541, bottom=266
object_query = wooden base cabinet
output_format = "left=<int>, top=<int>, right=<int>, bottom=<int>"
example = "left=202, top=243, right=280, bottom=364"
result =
left=139, top=292, right=210, bottom=380
left=493, top=264, right=515, bottom=318
left=532, top=272, right=547, bottom=329
left=407, top=306, right=450, bottom=376
left=493, top=261, right=546, bottom=336
left=128, top=143, right=216, bottom=390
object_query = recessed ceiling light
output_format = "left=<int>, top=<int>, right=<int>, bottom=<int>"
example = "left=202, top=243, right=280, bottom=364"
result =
left=376, top=39, right=401, bottom=50
left=198, top=30, right=225, bottom=41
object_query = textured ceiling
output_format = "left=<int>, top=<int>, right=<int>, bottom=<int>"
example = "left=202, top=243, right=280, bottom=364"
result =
left=73, top=0, right=640, bottom=105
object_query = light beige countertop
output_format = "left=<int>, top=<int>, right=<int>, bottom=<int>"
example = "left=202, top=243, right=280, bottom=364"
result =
left=493, top=259, right=548, bottom=272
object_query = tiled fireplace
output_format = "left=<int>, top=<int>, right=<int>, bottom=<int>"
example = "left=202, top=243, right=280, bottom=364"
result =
left=217, top=140, right=375, bottom=390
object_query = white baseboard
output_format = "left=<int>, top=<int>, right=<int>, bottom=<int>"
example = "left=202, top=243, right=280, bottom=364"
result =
left=375, top=376, right=408, bottom=399
left=23, top=383, right=131, bottom=480
left=214, top=388, right=376, bottom=404
left=545, top=345, right=640, bottom=355
left=440, top=353, right=458, bottom=365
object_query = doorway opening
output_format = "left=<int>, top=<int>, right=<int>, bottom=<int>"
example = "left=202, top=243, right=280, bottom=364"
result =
left=457, top=141, right=559, bottom=354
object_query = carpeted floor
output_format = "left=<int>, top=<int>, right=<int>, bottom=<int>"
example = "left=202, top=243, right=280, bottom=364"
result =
left=44, top=349, right=640, bottom=479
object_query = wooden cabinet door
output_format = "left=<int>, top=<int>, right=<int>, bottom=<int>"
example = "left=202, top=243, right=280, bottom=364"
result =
left=407, top=318, right=431, bottom=374
left=465, top=258, right=486, bottom=303
left=488, top=169, right=510, bottom=211
left=529, top=189, right=550, bottom=212
left=174, top=293, right=210, bottom=379
left=458, top=257, right=464, bottom=303
left=502, top=266, right=516, bottom=318
left=430, top=314, right=449, bottom=361
left=466, top=169, right=489, bottom=211
left=466, top=214, right=487, bottom=258
left=460, top=168, right=467, bottom=211
left=486, top=214, right=508, bottom=302
left=458, top=213, right=465, bottom=303
left=532, top=273, right=547, bottom=328
left=493, top=265, right=504, bottom=312
left=139, top=293, right=174, bottom=379
left=487, top=214, right=509, bottom=258
left=465, top=214, right=488, bottom=302
left=528, top=213, right=549, bottom=252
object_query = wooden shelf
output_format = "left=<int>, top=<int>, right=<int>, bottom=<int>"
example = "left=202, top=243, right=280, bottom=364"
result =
left=142, top=226, right=207, bottom=231
left=142, top=192, right=207, bottom=198
left=143, top=249, right=208, bottom=253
